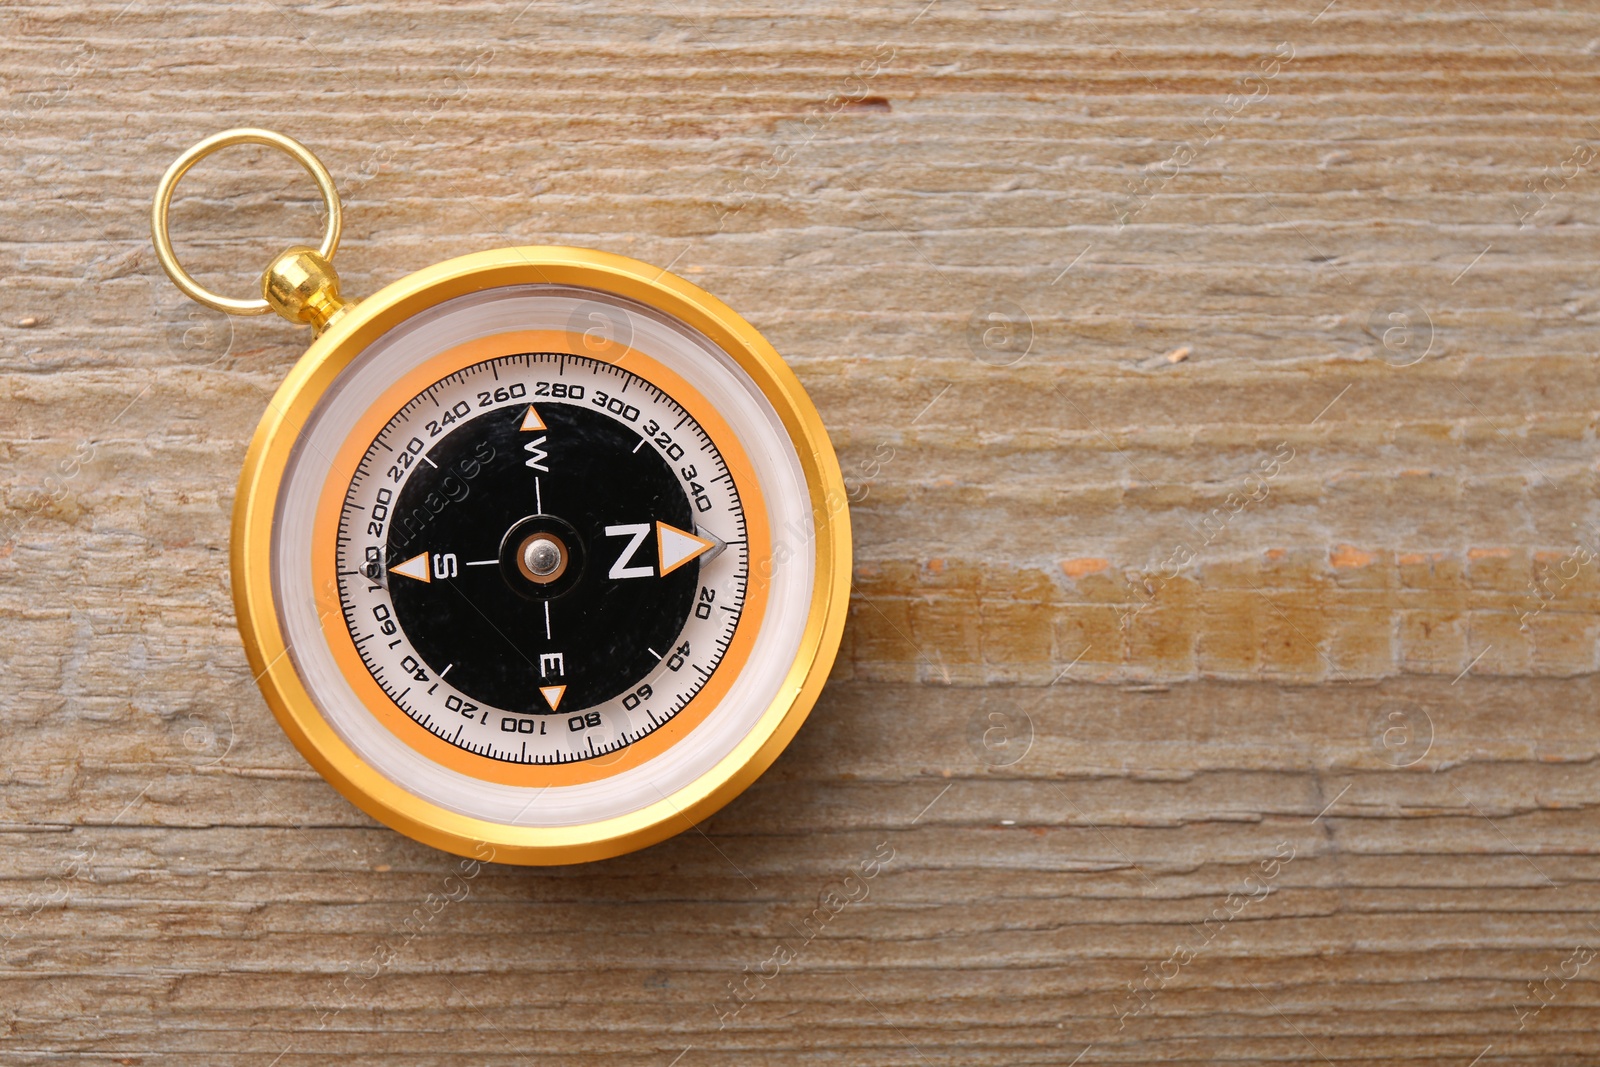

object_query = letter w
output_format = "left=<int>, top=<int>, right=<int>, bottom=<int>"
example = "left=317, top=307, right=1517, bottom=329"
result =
left=523, top=437, right=548, bottom=471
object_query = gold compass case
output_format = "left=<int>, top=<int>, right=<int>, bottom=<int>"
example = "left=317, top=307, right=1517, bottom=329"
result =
left=233, top=246, right=851, bottom=865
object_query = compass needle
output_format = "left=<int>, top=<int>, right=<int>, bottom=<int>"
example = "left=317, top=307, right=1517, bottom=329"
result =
left=656, top=521, right=716, bottom=576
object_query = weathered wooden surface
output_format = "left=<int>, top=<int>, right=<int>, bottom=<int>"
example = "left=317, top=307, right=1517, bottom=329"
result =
left=3, top=1, right=1599, bottom=1063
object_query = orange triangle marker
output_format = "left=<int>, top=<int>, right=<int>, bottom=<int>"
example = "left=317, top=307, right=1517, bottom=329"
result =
left=540, top=685, right=566, bottom=712
left=388, top=551, right=431, bottom=583
left=656, top=521, right=717, bottom=577
left=520, top=405, right=546, bottom=431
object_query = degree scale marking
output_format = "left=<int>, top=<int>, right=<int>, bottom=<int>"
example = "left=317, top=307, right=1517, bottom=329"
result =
left=334, top=353, right=750, bottom=766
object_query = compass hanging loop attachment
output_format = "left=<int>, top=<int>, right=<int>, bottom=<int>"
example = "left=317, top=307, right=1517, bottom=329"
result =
left=151, top=127, right=348, bottom=330
left=262, top=246, right=351, bottom=334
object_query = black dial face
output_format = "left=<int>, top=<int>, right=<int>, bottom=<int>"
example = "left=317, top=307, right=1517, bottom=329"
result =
left=334, top=353, right=750, bottom=765
left=385, top=401, right=698, bottom=712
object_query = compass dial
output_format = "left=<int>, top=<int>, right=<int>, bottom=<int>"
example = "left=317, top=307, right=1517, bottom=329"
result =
left=335, top=354, right=747, bottom=764
left=244, top=262, right=849, bottom=865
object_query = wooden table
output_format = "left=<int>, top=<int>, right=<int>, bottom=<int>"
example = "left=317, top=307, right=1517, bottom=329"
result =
left=2, top=3, right=1597, bottom=1063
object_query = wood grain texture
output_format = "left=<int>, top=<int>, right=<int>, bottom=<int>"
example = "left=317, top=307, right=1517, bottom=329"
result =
left=3, top=1, right=1600, bottom=1063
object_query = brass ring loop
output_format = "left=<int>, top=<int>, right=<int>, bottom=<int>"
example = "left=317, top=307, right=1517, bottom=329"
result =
left=150, top=128, right=342, bottom=315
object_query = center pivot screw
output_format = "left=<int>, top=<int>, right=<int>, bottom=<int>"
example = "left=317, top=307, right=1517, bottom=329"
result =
left=524, top=537, right=563, bottom=577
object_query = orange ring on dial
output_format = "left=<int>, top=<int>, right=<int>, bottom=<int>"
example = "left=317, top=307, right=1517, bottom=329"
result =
left=309, top=329, right=772, bottom=788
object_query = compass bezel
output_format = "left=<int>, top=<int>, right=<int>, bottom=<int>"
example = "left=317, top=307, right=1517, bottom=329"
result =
left=232, top=247, right=851, bottom=866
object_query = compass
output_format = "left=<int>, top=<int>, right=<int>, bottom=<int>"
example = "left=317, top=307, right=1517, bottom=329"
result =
left=152, top=130, right=850, bottom=865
